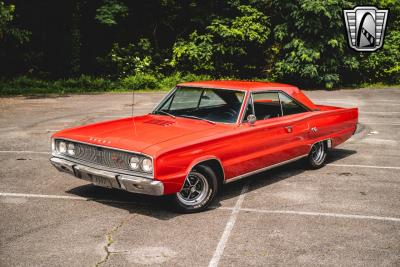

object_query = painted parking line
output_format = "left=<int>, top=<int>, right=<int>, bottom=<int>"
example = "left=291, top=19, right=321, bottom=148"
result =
left=208, top=182, right=249, bottom=267
left=361, top=122, right=400, bottom=126
left=318, top=99, right=400, bottom=103
left=0, top=192, right=88, bottom=200
left=2, top=192, right=399, bottom=223
left=0, top=150, right=50, bottom=154
left=218, top=207, right=400, bottom=222
left=361, top=111, right=400, bottom=114
left=327, top=163, right=400, bottom=170
left=0, top=192, right=138, bottom=205
left=360, top=138, right=397, bottom=145
left=317, top=100, right=400, bottom=106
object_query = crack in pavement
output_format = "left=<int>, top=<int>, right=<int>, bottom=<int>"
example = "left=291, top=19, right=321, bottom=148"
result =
left=95, top=215, right=131, bottom=267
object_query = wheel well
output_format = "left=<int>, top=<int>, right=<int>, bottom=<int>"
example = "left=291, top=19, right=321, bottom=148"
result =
left=310, top=139, right=331, bottom=153
left=323, top=139, right=331, bottom=149
left=195, top=159, right=224, bottom=186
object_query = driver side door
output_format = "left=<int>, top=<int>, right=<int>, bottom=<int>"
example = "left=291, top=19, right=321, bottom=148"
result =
left=228, top=91, right=309, bottom=178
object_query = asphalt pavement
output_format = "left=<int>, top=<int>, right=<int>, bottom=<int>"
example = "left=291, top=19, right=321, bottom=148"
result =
left=0, top=88, right=399, bottom=266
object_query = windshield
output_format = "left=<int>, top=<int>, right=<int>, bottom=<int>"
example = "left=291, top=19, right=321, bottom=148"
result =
left=154, top=87, right=246, bottom=123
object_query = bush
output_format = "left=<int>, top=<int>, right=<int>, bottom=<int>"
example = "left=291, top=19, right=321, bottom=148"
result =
left=360, top=29, right=400, bottom=84
left=9, top=76, right=49, bottom=88
left=55, top=75, right=114, bottom=91
left=157, top=72, right=212, bottom=89
left=180, top=73, right=212, bottom=83
left=121, top=73, right=158, bottom=90
left=157, top=72, right=184, bottom=89
left=0, top=75, right=117, bottom=95
left=0, top=72, right=219, bottom=95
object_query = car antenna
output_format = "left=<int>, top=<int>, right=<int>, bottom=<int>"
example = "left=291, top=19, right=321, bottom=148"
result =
left=132, top=86, right=137, bottom=136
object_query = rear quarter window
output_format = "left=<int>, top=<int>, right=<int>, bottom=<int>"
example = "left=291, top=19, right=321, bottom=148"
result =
left=279, top=93, right=308, bottom=115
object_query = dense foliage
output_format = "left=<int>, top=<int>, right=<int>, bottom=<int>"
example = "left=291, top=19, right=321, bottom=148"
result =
left=0, top=0, right=399, bottom=91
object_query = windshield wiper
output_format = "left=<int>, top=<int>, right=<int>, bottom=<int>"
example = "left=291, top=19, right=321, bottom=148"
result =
left=154, top=110, right=176, bottom=119
left=178, top=115, right=216, bottom=125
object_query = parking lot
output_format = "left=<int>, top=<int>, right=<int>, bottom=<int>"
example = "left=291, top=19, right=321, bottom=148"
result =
left=1, top=88, right=399, bottom=266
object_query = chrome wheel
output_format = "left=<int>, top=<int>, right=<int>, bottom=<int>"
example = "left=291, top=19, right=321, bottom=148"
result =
left=311, top=142, right=325, bottom=165
left=177, top=172, right=209, bottom=206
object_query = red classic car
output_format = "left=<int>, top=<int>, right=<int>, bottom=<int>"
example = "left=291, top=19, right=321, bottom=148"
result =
left=50, top=81, right=358, bottom=212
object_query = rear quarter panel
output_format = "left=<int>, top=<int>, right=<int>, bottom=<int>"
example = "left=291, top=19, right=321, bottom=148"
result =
left=309, top=105, right=358, bottom=147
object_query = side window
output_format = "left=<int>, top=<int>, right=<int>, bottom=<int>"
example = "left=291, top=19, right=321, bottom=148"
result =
left=252, top=92, right=281, bottom=120
left=279, top=93, right=308, bottom=115
left=199, top=89, right=226, bottom=108
left=242, top=100, right=254, bottom=122
left=160, top=96, right=173, bottom=111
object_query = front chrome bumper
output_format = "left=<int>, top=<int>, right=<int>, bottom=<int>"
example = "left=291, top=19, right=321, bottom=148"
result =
left=50, top=157, right=163, bottom=196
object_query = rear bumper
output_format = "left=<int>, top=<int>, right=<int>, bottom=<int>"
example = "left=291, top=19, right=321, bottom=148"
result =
left=50, top=157, right=164, bottom=196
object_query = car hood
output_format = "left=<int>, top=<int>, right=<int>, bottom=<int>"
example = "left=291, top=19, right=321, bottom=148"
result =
left=52, top=114, right=221, bottom=153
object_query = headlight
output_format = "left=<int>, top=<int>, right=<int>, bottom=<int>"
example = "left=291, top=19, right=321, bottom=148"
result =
left=129, top=156, right=140, bottom=170
left=58, top=141, right=67, bottom=154
left=141, top=158, right=153, bottom=173
left=67, top=143, right=75, bottom=156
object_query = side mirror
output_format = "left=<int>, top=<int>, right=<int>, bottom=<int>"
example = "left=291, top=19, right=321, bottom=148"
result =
left=247, top=114, right=257, bottom=126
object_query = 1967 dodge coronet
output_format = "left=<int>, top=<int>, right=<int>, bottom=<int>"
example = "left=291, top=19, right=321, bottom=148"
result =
left=50, top=81, right=358, bottom=212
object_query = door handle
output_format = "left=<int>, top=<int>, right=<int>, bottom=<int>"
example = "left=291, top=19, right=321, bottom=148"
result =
left=284, top=126, right=293, bottom=133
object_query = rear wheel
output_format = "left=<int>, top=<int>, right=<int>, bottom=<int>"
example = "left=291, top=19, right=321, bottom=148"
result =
left=172, top=165, right=218, bottom=213
left=307, top=141, right=327, bottom=169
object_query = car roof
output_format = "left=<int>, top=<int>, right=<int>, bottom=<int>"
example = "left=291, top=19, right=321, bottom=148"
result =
left=177, top=80, right=318, bottom=110
left=177, top=80, right=297, bottom=92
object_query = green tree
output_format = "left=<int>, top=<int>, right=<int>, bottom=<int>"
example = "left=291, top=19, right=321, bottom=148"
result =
left=100, top=38, right=154, bottom=77
left=95, top=0, right=129, bottom=27
left=170, top=4, right=270, bottom=77
left=269, top=0, right=355, bottom=88
left=0, top=1, right=29, bottom=43
left=70, top=1, right=82, bottom=75
left=359, top=0, right=400, bottom=84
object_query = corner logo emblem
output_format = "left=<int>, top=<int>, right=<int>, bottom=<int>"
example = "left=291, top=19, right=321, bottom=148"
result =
left=343, top=6, right=388, bottom=52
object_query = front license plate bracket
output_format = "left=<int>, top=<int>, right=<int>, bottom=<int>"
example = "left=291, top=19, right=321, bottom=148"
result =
left=73, top=167, right=112, bottom=188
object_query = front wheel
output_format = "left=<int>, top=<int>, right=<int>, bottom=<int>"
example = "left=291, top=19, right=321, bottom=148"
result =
left=172, top=165, right=218, bottom=213
left=306, top=141, right=328, bottom=169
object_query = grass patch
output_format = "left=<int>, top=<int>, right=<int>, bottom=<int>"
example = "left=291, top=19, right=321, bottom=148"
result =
left=1, top=75, right=399, bottom=96
left=359, top=82, right=400, bottom=89
left=0, top=73, right=212, bottom=96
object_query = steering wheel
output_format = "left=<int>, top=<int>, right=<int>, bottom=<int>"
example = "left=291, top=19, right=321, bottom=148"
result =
left=222, top=108, right=238, bottom=119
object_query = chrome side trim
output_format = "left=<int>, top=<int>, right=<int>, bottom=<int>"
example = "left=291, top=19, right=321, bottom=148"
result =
left=224, top=154, right=308, bottom=184
left=224, top=139, right=332, bottom=184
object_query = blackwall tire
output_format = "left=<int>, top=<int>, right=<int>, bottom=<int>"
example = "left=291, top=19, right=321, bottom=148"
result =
left=172, top=165, right=218, bottom=213
left=307, top=141, right=327, bottom=169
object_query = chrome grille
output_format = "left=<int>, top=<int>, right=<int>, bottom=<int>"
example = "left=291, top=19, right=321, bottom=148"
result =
left=56, top=140, right=134, bottom=171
